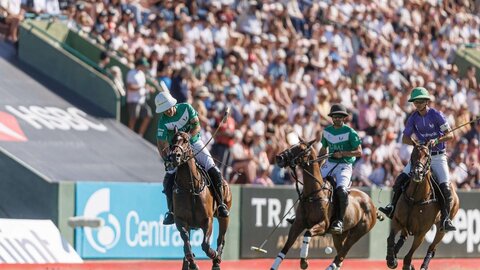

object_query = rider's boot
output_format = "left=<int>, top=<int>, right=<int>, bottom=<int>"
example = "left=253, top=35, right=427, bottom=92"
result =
left=163, top=173, right=176, bottom=225
left=330, top=186, right=348, bottom=235
left=379, top=173, right=409, bottom=219
left=208, top=167, right=230, bottom=217
left=439, top=182, right=456, bottom=232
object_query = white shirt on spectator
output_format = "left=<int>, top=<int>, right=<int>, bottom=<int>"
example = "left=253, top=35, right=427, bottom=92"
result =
left=1, top=0, right=21, bottom=15
left=126, top=69, right=147, bottom=104
left=33, top=0, right=60, bottom=15
left=213, top=25, right=229, bottom=48
left=451, top=162, right=468, bottom=185
left=353, top=158, right=373, bottom=182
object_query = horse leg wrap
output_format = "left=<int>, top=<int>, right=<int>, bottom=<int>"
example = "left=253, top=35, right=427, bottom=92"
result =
left=395, top=235, right=407, bottom=255
left=326, top=262, right=340, bottom=270
left=201, top=242, right=217, bottom=259
left=270, top=252, right=285, bottom=270
left=300, top=231, right=312, bottom=259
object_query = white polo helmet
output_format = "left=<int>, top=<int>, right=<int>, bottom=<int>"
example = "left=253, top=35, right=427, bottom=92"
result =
left=155, top=91, right=177, bottom=113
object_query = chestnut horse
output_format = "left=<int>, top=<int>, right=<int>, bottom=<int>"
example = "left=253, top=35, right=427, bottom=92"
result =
left=386, top=143, right=459, bottom=270
left=168, top=130, right=232, bottom=270
left=271, top=139, right=379, bottom=270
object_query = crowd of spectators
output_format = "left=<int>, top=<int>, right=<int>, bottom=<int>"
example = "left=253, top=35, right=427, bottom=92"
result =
left=3, top=0, right=480, bottom=189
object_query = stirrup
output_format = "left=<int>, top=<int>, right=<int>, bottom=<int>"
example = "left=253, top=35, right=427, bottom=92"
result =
left=163, top=212, right=174, bottom=225
left=218, top=204, right=230, bottom=217
left=330, top=220, right=343, bottom=235
left=286, top=217, right=295, bottom=224
left=441, top=219, right=456, bottom=232
left=379, top=204, right=394, bottom=219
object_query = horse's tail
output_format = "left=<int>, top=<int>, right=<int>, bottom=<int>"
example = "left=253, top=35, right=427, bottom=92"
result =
left=376, top=211, right=385, bottom=221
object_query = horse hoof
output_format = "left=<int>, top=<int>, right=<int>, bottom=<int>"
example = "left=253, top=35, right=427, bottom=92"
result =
left=402, top=265, right=414, bottom=270
left=189, top=263, right=199, bottom=270
left=300, top=258, right=309, bottom=269
left=387, top=259, right=398, bottom=269
left=325, top=263, right=340, bottom=270
left=212, top=264, right=220, bottom=270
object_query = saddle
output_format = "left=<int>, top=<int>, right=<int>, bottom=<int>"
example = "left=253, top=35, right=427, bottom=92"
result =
left=402, top=174, right=441, bottom=205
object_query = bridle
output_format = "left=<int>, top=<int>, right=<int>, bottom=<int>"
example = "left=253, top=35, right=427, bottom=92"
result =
left=169, top=133, right=193, bottom=167
left=276, top=141, right=332, bottom=201
left=410, top=144, right=432, bottom=183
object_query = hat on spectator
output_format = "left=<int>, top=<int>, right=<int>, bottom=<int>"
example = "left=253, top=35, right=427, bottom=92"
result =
left=155, top=91, right=177, bottom=113
left=231, top=75, right=240, bottom=85
left=362, top=148, right=372, bottom=156
left=195, top=86, right=210, bottom=98
left=363, top=135, right=373, bottom=145
left=226, top=87, right=237, bottom=96
left=158, top=32, right=170, bottom=42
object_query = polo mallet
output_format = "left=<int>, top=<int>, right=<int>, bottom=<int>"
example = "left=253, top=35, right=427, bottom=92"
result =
left=250, top=197, right=300, bottom=254
left=446, top=115, right=480, bottom=135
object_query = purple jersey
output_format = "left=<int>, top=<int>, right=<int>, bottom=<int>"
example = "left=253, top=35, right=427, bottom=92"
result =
left=403, top=108, right=450, bottom=152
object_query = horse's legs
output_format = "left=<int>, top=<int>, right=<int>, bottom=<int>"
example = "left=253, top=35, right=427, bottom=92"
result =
left=387, top=227, right=401, bottom=269
left=270, top=219, right=304, bottom=270
left=395, top=232, right=408, bottom=256
left=402, top=234, right=426, bottom=270
left=213, top=216, right=230, bottom=269
left=420, top=226, right=445, bottom=270
left=330, top=221, right=371, bottom=269
left=326, top=232, right=348, bottom=270
left=201, top=218, right=217, bottom=259
left=177, top=223, right=198, bottom=270
left=299, top=230, right=312, bottom=269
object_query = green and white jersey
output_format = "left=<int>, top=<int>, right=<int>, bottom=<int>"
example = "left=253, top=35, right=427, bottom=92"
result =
left=157, top=103, right=200, bottom=144
left=321, top=124, right=361, bottom=164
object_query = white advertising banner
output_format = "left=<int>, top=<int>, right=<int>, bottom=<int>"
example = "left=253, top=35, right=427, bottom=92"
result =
left=0, top=219, right=82, bottom=263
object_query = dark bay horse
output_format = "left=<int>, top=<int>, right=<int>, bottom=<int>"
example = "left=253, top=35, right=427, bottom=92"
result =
left=169, top=129, right=232, bottom=270
left=271, top=139, right=379, bottom=270
left=386, top=143, right=459, bottom=270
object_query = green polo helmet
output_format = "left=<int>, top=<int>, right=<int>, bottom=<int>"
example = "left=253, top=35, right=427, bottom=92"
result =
left=408, top=87, right=431, bottom=102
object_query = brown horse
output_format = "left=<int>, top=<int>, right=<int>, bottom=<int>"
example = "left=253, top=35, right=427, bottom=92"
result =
left=270, top=139, right=379, bottom=270
left=169, top=129, right=232, bottom=270
left=386, top=143, right=459, bottom=270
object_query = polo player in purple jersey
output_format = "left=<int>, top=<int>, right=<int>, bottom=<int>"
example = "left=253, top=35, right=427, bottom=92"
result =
left=379, top=87, right=456, bottom=232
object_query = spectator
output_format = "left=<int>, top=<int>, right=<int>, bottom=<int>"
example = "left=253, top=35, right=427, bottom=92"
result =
left=0, top=0, right=23, bottom=42
left=126, top=58, right=153, bottom=136
left=352, top=148, right=373, bottom=187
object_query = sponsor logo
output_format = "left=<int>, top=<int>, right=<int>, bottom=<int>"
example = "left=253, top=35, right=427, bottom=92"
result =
left=0, top=112, right=27, bottom=142
left=425, top=208, right=480, bottom=253
left=83, top=189, right=121, bottom=253
left=82, top=187, right=211, bottom=255
left=251, top=198, right=296, bottom=228
left=5, top=106, right=107, bottom=131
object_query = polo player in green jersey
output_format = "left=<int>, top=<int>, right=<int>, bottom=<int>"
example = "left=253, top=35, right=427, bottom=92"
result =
left=155, top=91, right=230, bottom=225
left=319, top=103, right=362, bottom=234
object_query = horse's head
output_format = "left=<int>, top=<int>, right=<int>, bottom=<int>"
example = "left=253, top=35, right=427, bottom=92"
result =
left=276, top=139, right=316, bottom=168
left=410, top=143, right=431, bottom=183
left=168, top=127, right=192, bottom=167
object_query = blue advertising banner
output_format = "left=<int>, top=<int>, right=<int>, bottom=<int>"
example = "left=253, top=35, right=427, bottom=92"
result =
left=75, top=182, right=218, bottom=259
